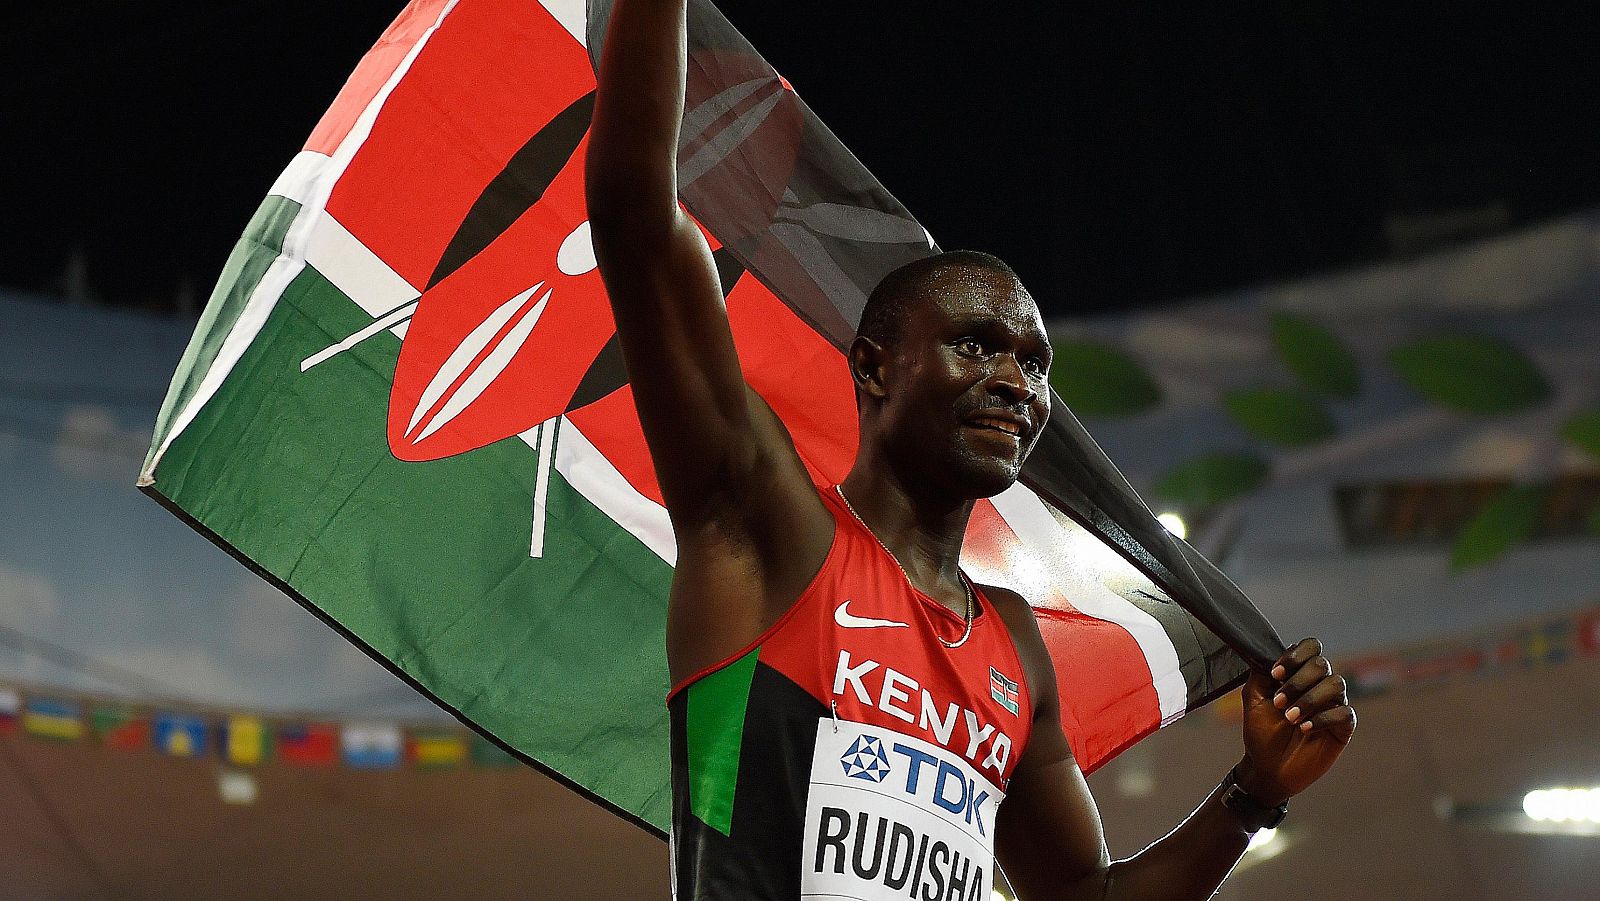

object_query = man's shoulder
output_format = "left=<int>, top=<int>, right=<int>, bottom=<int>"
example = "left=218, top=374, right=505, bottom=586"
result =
left=976, top=582, right=1035, bottom=624
left=975, top=582, right=1047, bottom=655
left=975, top=581, right=1059, bottom=706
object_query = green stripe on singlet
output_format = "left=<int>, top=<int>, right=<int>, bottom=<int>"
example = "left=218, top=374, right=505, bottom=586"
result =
left=685, top=648, right=760, bottom=836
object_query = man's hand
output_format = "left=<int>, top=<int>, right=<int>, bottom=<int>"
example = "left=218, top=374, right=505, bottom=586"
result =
left=1236, top=638, right=1356, bottom=805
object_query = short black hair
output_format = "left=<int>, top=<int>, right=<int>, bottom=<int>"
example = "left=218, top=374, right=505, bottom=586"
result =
left=856, top=250, right=1021, bottom=347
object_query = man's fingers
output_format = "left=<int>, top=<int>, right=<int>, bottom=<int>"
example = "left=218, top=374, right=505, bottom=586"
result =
left=1281, top=674, right=1348, bottom=725
left=1296, top=704, right=1357, bottom=741
left=1270, top=637, right=1322, bottom=680
left=1272, top=655, right=1333, bottom=709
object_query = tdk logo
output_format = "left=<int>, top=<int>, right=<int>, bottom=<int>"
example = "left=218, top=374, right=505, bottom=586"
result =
left=840, top=735, right=891, bottom=783
left=888, top=744, right=992, bottom=836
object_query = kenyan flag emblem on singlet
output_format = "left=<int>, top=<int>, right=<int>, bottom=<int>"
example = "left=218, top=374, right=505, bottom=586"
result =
left=990, top=668, right=1020, bottom=716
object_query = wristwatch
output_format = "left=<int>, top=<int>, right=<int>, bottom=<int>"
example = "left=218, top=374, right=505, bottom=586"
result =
left=1219, top=766, right=1289, bottom=832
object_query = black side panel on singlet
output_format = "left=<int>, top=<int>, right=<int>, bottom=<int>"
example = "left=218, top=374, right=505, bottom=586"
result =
left=670, top=661, right=827, bottom=900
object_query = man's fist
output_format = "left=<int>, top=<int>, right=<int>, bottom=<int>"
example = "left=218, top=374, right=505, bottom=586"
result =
left=1236, top=638, right=1357, bottom=805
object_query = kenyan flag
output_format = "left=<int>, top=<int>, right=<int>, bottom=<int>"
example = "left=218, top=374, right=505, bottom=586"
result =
left=141, top=0, right=1280, bottom=834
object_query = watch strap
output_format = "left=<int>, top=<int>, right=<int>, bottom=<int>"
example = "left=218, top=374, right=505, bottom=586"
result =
left=1220, top=766, right=1289, bottom=832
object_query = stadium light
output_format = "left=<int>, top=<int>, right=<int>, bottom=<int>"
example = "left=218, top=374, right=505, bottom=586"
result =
left=1156, top=512, right=1187, bottom=541
left=1523, top=788, right=1600, bottom=823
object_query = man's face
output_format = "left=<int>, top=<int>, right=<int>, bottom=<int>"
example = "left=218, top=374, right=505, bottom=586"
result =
left=873, top=266, right=1053, bottom=499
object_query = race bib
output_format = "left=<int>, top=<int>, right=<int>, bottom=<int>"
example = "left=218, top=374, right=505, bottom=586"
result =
left=801, top=718, right=1002, bottom=900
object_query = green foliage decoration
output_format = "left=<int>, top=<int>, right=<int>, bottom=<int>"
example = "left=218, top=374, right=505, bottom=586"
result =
left=1561, top=411, right=1600, bottom=460
left=1154, top=453, right=1269, bottom=510
left=1222, top=388, right=1337, bottom=446
left=1451, top=485, right=1546, bottom=570
left=1389, top=334, right=1550, bottom=414
left=1048, top=340, right=1161, bottom=417
left=1269, top=312, right=1360, bottom=398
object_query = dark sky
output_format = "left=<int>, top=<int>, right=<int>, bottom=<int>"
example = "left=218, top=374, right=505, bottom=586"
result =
left=5, top=1, right=1598, bottom=316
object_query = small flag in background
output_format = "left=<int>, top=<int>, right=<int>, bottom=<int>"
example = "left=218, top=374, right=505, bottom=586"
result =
left=0, top=688, right=18, bottom=734
left=470, top=732, right=522, bottom=769
left=221, top=715, right=271, bottom=766
left=92, top=705, right=151, bottom=751
left=1345, top=655, right=1401, bottom=698
left=1529, top=620, right=1573, bottom=666
left=341, top=722, right=402, bottom=770
left=153, top=712, right=209, bottom=758
left=1579, top=611, right=1600, bottom=656
left=409, top=730, right=468, bottom=770
left=23, top=697, right=83, bottom=742
left=277, top=722, right=338, bottom=767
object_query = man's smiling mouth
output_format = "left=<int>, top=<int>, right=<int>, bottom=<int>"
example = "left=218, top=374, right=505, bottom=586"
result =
left=964, top=413, right=1028, bottom=438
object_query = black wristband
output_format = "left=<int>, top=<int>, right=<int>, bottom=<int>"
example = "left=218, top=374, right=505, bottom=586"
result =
left=1219, top=766, right=1288, bottom=832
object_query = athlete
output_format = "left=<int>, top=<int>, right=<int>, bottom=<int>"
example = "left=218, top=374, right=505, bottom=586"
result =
left=585, top=2, right=1357, bottom=897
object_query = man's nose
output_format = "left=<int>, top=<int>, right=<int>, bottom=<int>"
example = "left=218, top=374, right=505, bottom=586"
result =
left=989, top=354, right=1037, bottom=405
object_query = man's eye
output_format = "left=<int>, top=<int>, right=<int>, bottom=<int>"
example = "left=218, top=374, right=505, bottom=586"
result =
left=1025, top=358, right=1048, bottom=376
left=957, top=339, right=985, bottom=355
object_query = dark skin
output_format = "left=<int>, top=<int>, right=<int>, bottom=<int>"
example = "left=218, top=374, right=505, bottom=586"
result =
left=585, top=2, right=1356, bottom=896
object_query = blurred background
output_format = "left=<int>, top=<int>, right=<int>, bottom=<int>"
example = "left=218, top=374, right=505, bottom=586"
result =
left=4, top=1, right=1598, bottom=897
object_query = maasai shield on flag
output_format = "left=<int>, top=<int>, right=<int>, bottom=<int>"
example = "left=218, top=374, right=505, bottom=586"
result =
left=140, top=0, right=1281, bottom=834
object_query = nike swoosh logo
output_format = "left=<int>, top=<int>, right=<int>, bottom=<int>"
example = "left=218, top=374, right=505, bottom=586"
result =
left=834, top=600, right=909, bottom=630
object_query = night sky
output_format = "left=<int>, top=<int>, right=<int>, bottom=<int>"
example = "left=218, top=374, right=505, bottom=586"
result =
left=6, top=1, right=1598, bottom=317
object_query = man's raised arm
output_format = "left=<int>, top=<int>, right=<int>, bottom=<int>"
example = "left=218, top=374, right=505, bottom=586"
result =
left=585, top=0, right=833, bottom=676
left=586, top=0, right=753, bottom=523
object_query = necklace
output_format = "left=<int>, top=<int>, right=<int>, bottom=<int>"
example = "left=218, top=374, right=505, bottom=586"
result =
left=834, top=485, right=975, bottom=649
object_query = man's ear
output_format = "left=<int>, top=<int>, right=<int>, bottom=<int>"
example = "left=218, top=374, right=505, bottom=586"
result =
left=848, top=335, right=890, bottom=400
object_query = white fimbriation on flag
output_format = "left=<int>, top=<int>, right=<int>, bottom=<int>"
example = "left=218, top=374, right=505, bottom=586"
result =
left=305, top=211, right=423, bottom=304
left=987, top=485, right=1189, bottom=724
left=538, top=0, right=588, bottom=46
left=552, top=421, right=679, bottom=566
left=143, top=0, right=462, bottom=484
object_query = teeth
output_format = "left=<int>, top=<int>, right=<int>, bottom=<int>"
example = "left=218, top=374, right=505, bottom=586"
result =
left=971, top=417, right=1020, bottom=436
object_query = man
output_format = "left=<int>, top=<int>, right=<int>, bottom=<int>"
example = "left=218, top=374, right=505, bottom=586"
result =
left=585, top=2, right=1356, bottom=897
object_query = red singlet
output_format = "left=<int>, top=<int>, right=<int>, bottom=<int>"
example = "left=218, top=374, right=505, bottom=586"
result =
left=667, top=485, right=1033, bottom=900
